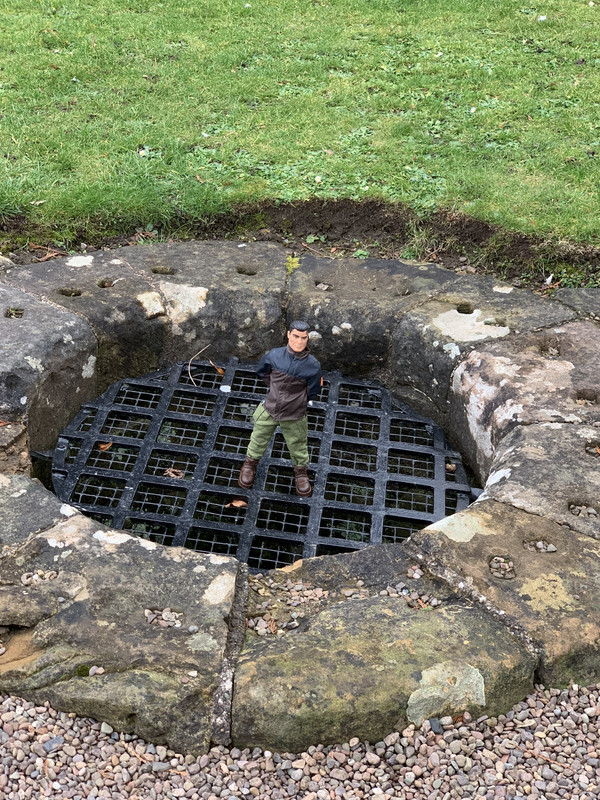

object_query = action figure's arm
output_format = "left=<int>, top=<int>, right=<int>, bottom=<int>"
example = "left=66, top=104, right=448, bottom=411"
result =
left=306, top=366, right=322, bottom=400
left=256, top=351, right=273, bottom=386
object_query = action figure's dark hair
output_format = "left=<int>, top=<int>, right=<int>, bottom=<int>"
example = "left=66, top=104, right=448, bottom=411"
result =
left=288, top=320, right=309, bottom=332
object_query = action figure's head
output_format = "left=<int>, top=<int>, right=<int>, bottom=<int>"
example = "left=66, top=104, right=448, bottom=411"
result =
left=287, top=320, right=310, bottom=354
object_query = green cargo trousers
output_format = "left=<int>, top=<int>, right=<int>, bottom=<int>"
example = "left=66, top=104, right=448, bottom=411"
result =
left=246, top=403, right=309, bottom=466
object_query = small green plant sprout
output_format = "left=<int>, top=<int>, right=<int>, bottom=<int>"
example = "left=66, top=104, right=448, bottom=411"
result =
left=305, top=234, right=326, bottom=244
left=286, top=255, right=300, bottom=274
left=352, top=249, right=369, bottom=259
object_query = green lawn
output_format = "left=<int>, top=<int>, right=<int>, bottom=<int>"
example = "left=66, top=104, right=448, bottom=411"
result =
left=1, top=0, right=600, bottom=249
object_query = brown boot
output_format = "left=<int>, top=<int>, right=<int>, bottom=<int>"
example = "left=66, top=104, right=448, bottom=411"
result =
left=238, top=457, right=260, bottom=489
left=293, top=465, right=312, bottom=497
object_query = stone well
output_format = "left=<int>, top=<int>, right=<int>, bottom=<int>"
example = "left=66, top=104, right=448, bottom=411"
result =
left=0, top=241, right=599, bottom=754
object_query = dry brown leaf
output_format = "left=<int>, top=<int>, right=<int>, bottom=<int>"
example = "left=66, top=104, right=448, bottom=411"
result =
left=445, top=463, right=457, bottom=473
left=0, top=420, right=10, bottom=427
left=225, top=499, right=248, bottom=508
left=98, top=442, right=113, bottom=451
left=163, top=467, right=185, bottom=479
left=268, top=619, right=277, bottom=634
left=209, top=359, right=225, bottom=376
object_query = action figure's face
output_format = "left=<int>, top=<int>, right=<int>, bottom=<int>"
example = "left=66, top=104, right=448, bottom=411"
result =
left=287, top=328, right=309, bottom=353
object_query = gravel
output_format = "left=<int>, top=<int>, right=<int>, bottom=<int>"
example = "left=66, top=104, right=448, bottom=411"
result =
left=3, top=683, right=600, bottom=799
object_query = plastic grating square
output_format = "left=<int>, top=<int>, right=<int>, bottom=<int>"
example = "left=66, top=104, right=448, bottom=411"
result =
left=318, top=508, right=371, bottom=542
left=256, top=499, right=309, bottom=535
left=204, top=457, right=245, bottom=489
left=178, top=364, right=224, bottom=388
left=130, top=482, right=187, bottom=516
left=86, top=443, right=140, bottom=472
left=264, top=465, right=315, bottom=495
left=71, top=475, right=126, bottom=508
left=271, top=434, right=321, bottom=462
left=307, top=408, right=326, bottom=432
left=324, top=474, right=375, bottom=505
left=230, top=370, right=267, bottom=394
left=247, top=536, right=304, bottom=571
left=329, top=441, right=377, bottom=471
left=101, top=411, right=151, bottom=440
left=389, top=419, right=434, bottom=448
left=194, top=491, right=247, bottom=525
left=385, top=481, right=434, bottom=514
left=52, top=358, right=474, bottom=573
left=338, top=383, right=383, bottom=409
left=334, top=412, right=380, bottom=440
left=144, top=449, right=197, bottom=480
left=318, top=380, right=330, bottom=402
left=76, top=408, right=97, bottom=433
left=223, top=398, right=257, bottom=422
left=387, top=449, right=435, bottom=479
left=157, top=418, right=207, bottom=448
left=64, top=438, right=83, bottom=465
left=184, top=526, right=239, bottom=556
left=445, top=489, right=470, bottom=515
left=168, top=390, right=216, bottom=417
left=315, top=542, right=357, bottom=558
left=214, top=426, right=251, bottom=455
left=382, top=515, right=427, bottom=543
left=123, top=517, right=176, bottom=546
left=114, top=383, right=163, bottom=410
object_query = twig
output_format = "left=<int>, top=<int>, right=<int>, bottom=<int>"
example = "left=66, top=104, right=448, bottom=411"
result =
left=301, top=242, right=336, bottom=260
left=515, top=742, right=564, bottom=767
left=187, top=344, right=211, bottom=386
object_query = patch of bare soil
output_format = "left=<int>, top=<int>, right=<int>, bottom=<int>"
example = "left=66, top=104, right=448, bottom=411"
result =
left=2, top=200, right=600, bottom=290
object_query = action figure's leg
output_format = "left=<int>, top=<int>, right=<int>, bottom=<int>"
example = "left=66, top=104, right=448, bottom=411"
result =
left=279, top=416, right=312, bottom=497
left=238, top=404, right=277, bottom=489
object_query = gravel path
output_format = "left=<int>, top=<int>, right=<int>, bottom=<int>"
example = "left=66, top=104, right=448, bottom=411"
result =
left=2, top=684, right=598, bottom=799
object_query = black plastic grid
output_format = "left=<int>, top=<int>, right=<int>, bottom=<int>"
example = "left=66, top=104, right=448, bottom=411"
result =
left=115, top=383, right=163, bottom=410
left=52, top=358, right=473, bottom=571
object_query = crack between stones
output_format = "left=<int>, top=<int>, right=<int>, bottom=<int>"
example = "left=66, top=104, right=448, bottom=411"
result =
left=210, top=562, right=249, bottom=746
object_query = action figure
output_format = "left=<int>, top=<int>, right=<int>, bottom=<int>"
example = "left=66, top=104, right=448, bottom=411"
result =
left=238, top=321, right=322, bottom=497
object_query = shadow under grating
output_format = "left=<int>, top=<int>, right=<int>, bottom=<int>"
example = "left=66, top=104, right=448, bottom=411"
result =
left=51, top=358, right=473, bottom=572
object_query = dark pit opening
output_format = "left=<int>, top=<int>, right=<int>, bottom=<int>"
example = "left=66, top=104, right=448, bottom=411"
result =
left=4, top=307, right=24, bottom=318
left=151, top=266, right=176, bottom=275
left=456, top=302, right=474, bottom=314
left=59, top=288, right=82, bottom=297
left=50, top=358, right=473, bottom=572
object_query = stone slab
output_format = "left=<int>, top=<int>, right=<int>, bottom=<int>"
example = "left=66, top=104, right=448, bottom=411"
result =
left=0, top=285, right=98, bottom=450
left=0, top=422, right=30, bottom=474
left=0, top=475, right=68, bottom=549
left=552, top=287, right=600, bottom=320
left=232, top=592, right=535, bottom=752
left=121, top=241, right=288, bottom=364
left=288, top=255, right=460, bottom=371
left=412, top=499, right=600, bottom=686
left=391, top=276, right=575, bottom=414
left=449, top=321, right=600, bottom=481
left=0, top=510, right=240, bottom=753
left=480, top=423, right=600, bottom=540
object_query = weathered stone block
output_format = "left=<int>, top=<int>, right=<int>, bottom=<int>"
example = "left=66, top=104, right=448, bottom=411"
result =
left=232, top=591, right=534, bottom=752
left=391, top=276, right=574, bottom=416
left=552, top=287, right=600, bottom=320
left=288, top=255, right=458, bottom=372
left=0, top=474, right=68, bottom=549
left=0, top=285, right=98, bottom=450
left=0, top=502, right=240, bottom=754
left=480, top=423, right=600, bottom=539
left=413, top=499, right=600, bottom=686
left=449, top=321, right=600, bottom=481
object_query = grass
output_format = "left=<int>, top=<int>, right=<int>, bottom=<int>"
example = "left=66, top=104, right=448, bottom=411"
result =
left=1, top=0, right=600, bottom=254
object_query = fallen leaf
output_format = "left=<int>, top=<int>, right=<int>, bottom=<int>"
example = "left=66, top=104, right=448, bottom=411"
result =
left=445, top=463, right=457, bottom=473
left=225, top=499, right=248, bottom=508
left=0, top=420, right=10, bottom=427
left=268, top=619, right=277, bottom=633
left=164, top=468, right=185, bottom=479
left=98, top=442, right=113, bottom=451
left=209, top=359, right=225, bottom=376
